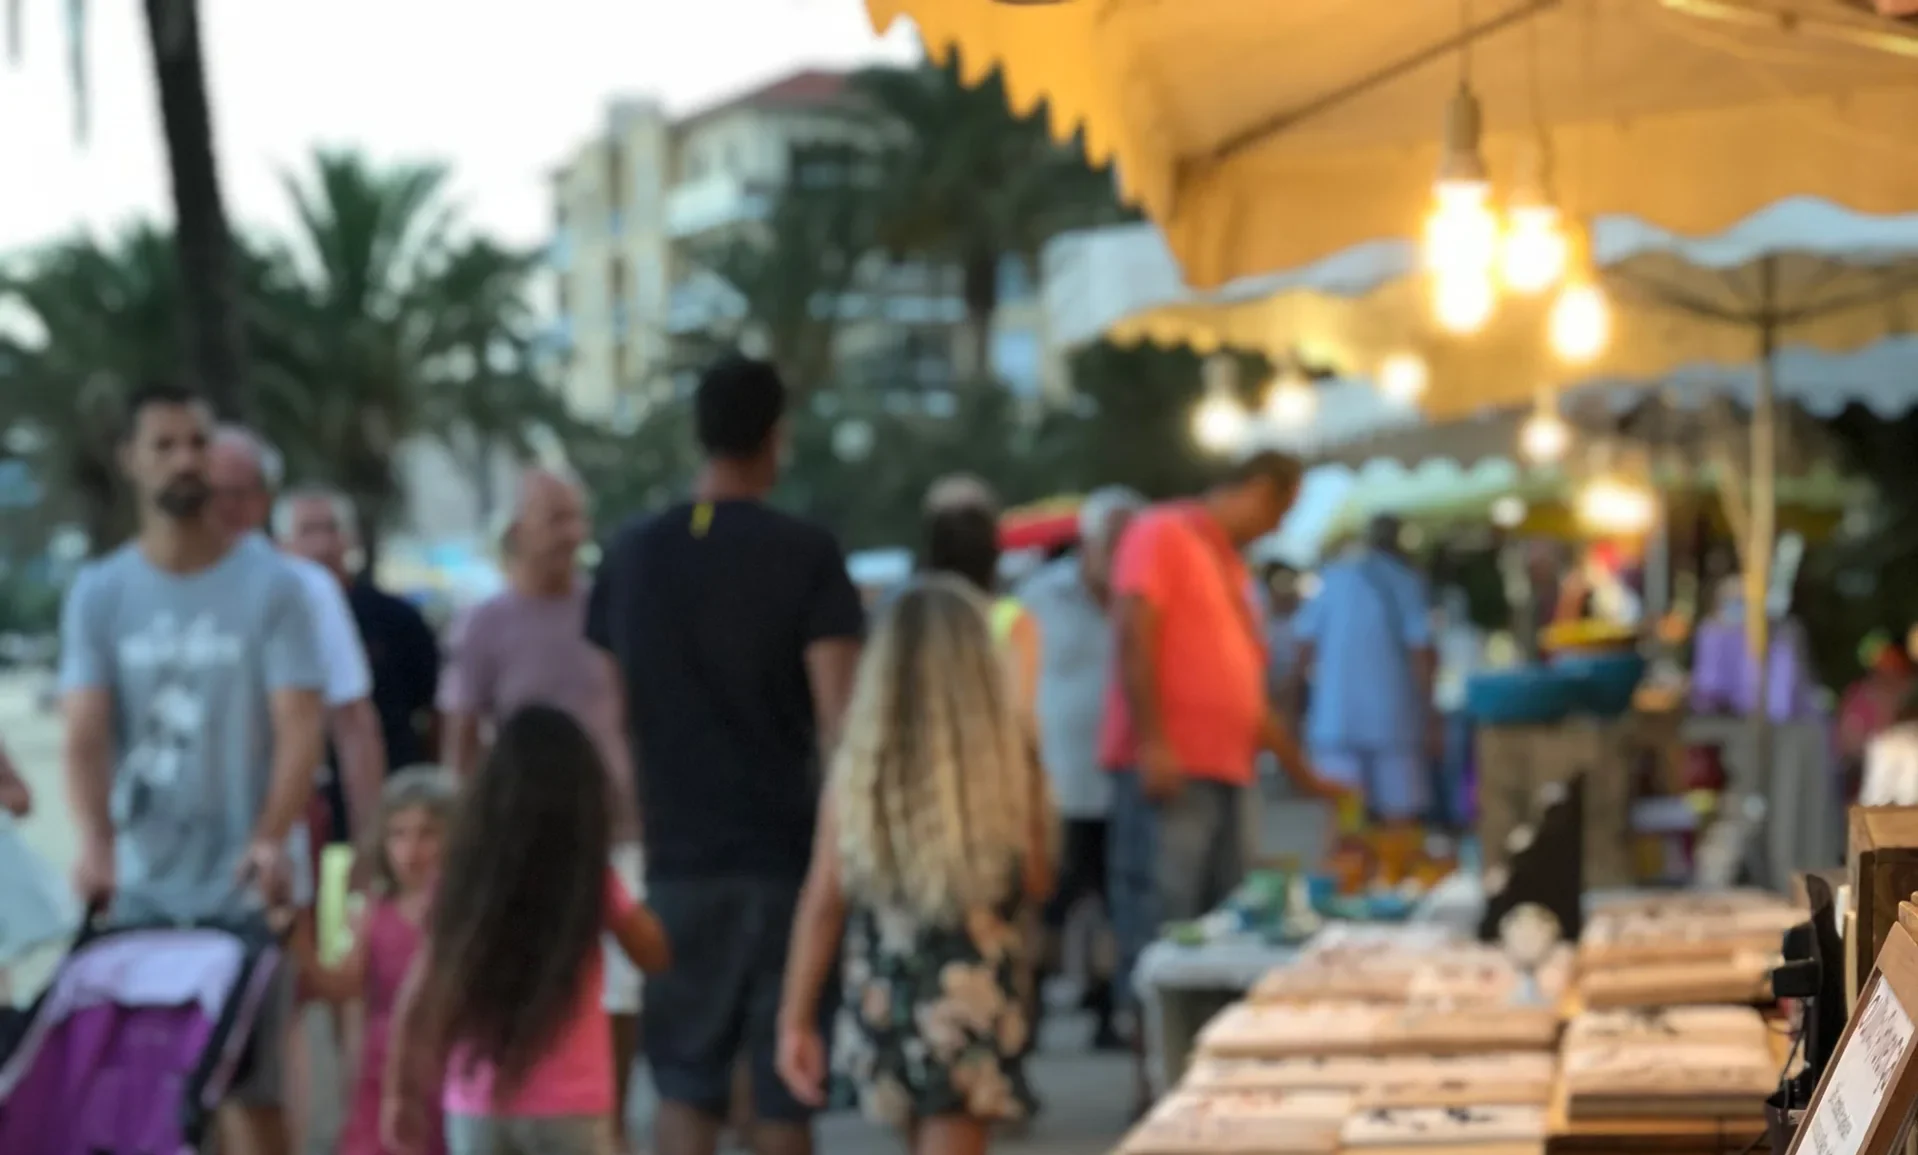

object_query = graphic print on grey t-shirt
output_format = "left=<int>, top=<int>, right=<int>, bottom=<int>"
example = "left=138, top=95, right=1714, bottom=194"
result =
left=116, top=610, right=242, bottom=826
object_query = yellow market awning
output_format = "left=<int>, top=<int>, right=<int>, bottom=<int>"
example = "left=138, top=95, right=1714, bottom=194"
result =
left=869, top=0, right=1918, bottom=289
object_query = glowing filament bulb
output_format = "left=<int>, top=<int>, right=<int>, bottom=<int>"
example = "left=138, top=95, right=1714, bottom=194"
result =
left=1193, top=393, right=1247, bottom=453
left=1423, top=181, right=1500, bottom=278
left=1379, top=353, right=1429, bottom=404
left=1500, top=203, right=1569, bottom=295
left=1432, top=269, right=1496, bottom=334
left=1550, top=281, right=1612, bottom=364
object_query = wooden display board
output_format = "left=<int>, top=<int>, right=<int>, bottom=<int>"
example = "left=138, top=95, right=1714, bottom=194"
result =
left=1785, top=922, right=1918, bottom=1155
left=1849, top=808, right=1918, bottom=1002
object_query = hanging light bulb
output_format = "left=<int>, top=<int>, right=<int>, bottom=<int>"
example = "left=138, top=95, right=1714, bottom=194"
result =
left=1575, top=475, right=1657, bottom=536
left=1379, top=353, right=1429, bottom=405
left=1422, top=85, right=1498, bottom=279
left=1519, top=398, right=1571, bottom=464
left=1193, top=390, right=1248, bottom=453
left=1433, top=268, right=1496, bottom=334
left=1549, top=280, right=1611, bottom=364
left=1264, top=369, right=1317, bottom=427
left=1498, top=140, right=1568, bottom=295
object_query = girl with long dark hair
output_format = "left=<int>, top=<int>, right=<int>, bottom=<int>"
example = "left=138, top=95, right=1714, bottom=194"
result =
left=382, top=706, right=669, bottom=1155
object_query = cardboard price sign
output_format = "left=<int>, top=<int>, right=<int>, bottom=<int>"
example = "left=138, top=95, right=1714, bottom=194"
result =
left=1788, top=923, right=1918, bottom=1155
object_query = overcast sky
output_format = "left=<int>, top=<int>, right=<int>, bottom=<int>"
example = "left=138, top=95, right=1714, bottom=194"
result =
left=0, top=0, right=918, bottom=258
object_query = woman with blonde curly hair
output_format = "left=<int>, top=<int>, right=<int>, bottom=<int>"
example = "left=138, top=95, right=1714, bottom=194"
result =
left=775, top=575, right=1055, bottom=1155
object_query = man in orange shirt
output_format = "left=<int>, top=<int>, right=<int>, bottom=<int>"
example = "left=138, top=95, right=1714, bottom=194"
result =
left=1102, top=450, right=1342, bottom=1106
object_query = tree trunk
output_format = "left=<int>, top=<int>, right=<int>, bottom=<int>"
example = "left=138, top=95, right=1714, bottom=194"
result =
left=142, top=0, right=250, bottom=420
left=961, top=252, right=999, bottom=387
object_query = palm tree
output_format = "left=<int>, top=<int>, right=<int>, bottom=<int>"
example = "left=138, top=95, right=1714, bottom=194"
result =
left=0, top=224, right=305, bottom=552
left=414, top=238, right=570, bottom=525
left=0, top=227, right=184, bottom=550
left=264, top=150, right=454, bottom=573
left=682, top=141, right=878, bottom=398
left=267, top=150, right=561, bottom=575
left=143, top=0, right=250, bottom=418
left=9, top=1, right=252, bottom=417
left=850, top=61, right=1129, bottom=383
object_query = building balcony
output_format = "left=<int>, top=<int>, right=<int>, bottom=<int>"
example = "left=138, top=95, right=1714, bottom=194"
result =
left=664, top=174, right=772, bottom=240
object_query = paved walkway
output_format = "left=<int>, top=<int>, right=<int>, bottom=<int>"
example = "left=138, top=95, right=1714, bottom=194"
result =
left=1, top=670, right=1137, bottom=1154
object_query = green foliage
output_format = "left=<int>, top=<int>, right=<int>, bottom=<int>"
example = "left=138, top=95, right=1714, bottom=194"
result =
left=0, top=150, right=561, bottom=565
left=849, top=60, right=1131, bottom=380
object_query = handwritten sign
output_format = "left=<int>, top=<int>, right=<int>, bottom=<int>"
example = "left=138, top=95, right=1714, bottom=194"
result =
left=1804, top=981, right=1915, bottom=1155
left=1789, top=922, right=1918, bottom=1155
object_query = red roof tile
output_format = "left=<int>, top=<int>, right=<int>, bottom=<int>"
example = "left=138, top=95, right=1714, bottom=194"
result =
left=678, top=69, right=849, bottom=127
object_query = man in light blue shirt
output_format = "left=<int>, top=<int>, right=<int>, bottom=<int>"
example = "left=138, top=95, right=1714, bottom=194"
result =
left=59, top=382, right=326, bottom=1154
left=1016, top=484, right=1142, bottom=1050
left=1294, top=515, right=1435, bottom=823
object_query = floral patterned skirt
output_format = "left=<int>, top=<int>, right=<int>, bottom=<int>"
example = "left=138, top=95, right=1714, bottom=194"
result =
left=830, top=901, right=1039, bottom=1128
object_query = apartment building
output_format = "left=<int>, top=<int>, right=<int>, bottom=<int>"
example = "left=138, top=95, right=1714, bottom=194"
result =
left=546, top=69, right=1058, bottom=426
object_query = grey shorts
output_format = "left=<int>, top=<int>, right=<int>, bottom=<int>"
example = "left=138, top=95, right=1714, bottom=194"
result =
left=446, top=1114, right=616, bottom=1155
left=1107, top=769, right=1247, bottom=1011
left=226, top=953, right=295, bottom=1106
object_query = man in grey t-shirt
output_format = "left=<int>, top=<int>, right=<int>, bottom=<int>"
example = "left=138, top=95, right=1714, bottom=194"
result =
left=59, top=382, right=325, bottom=1155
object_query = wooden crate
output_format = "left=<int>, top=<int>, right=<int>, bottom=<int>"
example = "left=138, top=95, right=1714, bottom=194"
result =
left=1847, top=806, right=1918, bottom=999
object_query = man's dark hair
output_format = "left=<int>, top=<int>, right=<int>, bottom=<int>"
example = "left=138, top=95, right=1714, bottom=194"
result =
left=923, top=505, right=1001, bottom=595
left=1225, top=449, right=1305, bottom=494
left=120, top=380, right=206, bottom=442
left=694, top=356, right=786, bottom=460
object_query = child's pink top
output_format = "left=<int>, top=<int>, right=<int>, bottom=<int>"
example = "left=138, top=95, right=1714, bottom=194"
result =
left=342, top=898, right=442, bottom=1155
left=442, top=870, right=636, bottom=1118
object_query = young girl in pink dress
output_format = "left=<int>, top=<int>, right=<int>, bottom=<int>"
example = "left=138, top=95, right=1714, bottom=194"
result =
left=304, top=766, right=458, bottom=1155
left=383, top=706, right=671, bottom=1155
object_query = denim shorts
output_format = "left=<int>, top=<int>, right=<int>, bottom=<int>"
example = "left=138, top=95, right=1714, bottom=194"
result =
left=1107, top=769, right=1247, bottom=1011
left=641, top=875, right=823, bottom=1124
left=446, top=1114, right=615, bottom=1155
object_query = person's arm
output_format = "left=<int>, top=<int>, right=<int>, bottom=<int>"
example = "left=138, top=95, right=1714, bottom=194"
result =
left=605, top=869, right=671, bottom=974
left=582, top=553, right=642, bottom=833
left=435, top=607, right=490, bottom=779
left=777, top=786, right=848, bottom=1105
left=332, top=699, right=385, bottom=835
left=596, top=652, right=643, bottom=836
left=0, top=739, right=30, bottom=817
left=403, top=604, right=443, bottom=765
left=803, top=536, right=867, bottom=765
left=381, top=945, right=443, bottom=1151
left=1397, top=570, right=1439, bottom=751
left=250, top=578, right=327, bottom=899
left=306, top=569, right=386, bottom=834
left=295, top=907, right=370, bottom=1004
left=1023, top=751, right=1056, bottom=903
left=1010, top=610, right=1041, bottom=730
left=57, top=570, right=117, bottom=902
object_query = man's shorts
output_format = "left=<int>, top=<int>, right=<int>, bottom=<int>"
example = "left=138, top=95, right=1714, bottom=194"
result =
left=228, top=953, right=297, bottom=1106
left=1107, top=770, right=1247, bottom=1013
left=1314, top=748, right=1427, bottom=822
left=603, top=842, right=646, bottom=1015
left=641, top=875, right=817, bottom=1124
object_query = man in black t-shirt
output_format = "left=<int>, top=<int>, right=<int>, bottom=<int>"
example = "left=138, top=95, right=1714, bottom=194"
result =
left=586, top=356, right=863, bottom=1155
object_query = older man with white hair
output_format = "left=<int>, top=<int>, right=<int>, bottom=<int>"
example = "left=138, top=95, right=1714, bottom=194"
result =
left=1015, top=484, right=1143, bottom=1051
left=207, top=424, right=387, bottom=1153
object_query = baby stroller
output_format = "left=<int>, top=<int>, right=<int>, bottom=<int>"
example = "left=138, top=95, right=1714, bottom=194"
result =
left=0, top=908, right=283, bottom=1154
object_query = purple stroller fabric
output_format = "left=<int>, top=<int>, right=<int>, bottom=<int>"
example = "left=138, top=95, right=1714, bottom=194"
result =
left=0, top=926, right=280, bottom=1155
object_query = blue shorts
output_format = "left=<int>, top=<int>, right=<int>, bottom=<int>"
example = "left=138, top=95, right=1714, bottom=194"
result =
left=641, top=876, right=822, bottom=1124
left=1313, top=748, right=1427, bottom=822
